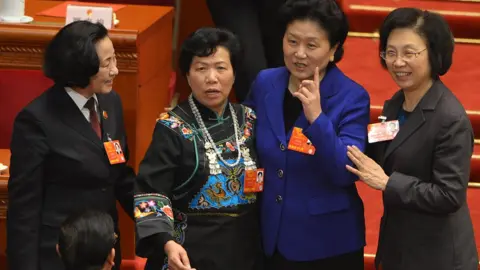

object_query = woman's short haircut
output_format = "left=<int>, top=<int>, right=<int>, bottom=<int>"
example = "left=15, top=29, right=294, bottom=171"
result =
left=379, top=8, right=454, bottom=78
left=279, top=0, right=349, bottom=63
left=178, top=27, right=242, bottom=76
left=43, top=21, right=108, bottom=88
left=58, top=210, right=116, bottom=270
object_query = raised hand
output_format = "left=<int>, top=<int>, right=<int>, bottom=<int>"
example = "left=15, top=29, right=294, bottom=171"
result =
left=293, top=66, right=322, bottom=124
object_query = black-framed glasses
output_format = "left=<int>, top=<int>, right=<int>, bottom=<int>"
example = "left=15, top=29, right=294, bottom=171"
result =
left=380, top=48, right=427, bottom=62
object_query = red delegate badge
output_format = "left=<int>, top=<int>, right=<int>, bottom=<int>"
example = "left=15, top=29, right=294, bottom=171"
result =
left=288, top=127, right=316, bottom=155
left=104, top=140, right=126, bottom=164
left=244, top=169, right=264, bottom=193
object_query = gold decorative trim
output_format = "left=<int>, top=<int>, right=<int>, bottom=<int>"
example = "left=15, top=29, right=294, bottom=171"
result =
left=0, top=46, right=43, bottom=54
left=114, top=52, right=138, bottom=73
left=0, top=45, right=138, bottom=72
left=469, top=182, right=480, bottom=188
left=348, top=31, right=480, bottom=44
left=116, top=52, right=138, bottom=60
left=349, top=4, right=480, bottom=17
left=475, top=139, right=480, bottom=144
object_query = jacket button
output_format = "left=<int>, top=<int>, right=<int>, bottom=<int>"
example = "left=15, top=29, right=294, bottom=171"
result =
left=276, top=195, right=283, bottom=203
left=277, top=169, right=284, bottom=178
left=280, top=143, right=286, bottom=151
left=101, top=188, right=106, bottom=192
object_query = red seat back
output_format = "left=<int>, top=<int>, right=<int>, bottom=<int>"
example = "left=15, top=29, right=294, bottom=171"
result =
left=0, top=70, right=52, bottom=148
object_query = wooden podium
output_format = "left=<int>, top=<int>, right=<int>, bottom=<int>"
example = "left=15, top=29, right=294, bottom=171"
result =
left=0, top=1, right=174, bottom=269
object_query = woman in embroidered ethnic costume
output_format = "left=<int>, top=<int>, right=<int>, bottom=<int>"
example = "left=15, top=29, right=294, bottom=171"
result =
left=134, top=28, right=262, bottom=270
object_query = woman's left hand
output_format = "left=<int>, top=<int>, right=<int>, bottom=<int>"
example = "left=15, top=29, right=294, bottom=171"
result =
left=293, top=66, right=323, bottom=124
left=346, top=145, right=389, bottom=190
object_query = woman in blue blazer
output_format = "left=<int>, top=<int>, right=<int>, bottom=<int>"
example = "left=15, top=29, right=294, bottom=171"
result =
left=244, top=0, right=370, bottom=269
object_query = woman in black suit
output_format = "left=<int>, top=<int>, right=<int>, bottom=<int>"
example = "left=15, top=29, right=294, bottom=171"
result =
left=206, top=0, right=286, bottom=102
left=7, top=21, right=134, bottom=270
left=346, top=8, right=478, bottom=270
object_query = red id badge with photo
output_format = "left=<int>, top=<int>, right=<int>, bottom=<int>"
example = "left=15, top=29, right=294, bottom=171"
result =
left=244, top=169, right=264, bottom=193
left=104, top=140, right=126, bottom=164
left=288, top=127, right=316, bottom=155
left=367, top=120, right=400, bottom=143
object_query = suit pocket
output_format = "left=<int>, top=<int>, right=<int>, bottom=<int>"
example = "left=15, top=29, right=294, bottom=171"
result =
left=308, top=192, right=350, bottom=215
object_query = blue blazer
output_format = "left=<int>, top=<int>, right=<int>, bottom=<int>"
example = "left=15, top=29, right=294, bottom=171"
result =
left=244, top=66, right=370, bottom=261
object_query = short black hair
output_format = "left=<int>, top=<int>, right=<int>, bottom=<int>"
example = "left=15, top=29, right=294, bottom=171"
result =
left=379, top=8, right=454, bottom=78
left=58, top=210, right=116, bottom=270
left=279, top=0, right=349, bottom=63
left=43, top=21, right=109, bottom=88
left=178, top=27, right=242, bottom=76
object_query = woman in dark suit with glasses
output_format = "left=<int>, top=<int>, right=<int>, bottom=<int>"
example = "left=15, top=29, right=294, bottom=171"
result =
left=346, top=8, right=478, bottom=270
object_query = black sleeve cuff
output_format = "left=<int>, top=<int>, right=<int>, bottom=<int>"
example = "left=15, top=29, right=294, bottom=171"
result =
left=136, top=232, right=174, bottom=258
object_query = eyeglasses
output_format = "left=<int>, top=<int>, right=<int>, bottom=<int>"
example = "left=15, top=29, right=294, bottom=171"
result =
left=113, top=232, right=118, bottom=246
left=380, top=48, right=427, bottom=62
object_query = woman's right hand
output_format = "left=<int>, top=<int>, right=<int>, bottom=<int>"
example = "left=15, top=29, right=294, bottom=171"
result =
left=164, top=240, right=196, bottom=270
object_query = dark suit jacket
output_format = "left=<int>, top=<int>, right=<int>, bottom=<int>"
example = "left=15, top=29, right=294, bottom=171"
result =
left=369, top=80, right=478, bottom=270
left=7, top=85, right=135, bottom=270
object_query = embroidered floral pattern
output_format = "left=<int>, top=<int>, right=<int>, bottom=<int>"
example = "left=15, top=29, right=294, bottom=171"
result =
left=161, top=211, right=188, bottom=270
left=134, top=193, right=174, bottom=221
left=242, top=106, right=256, bottom=143
left=157, top=112, right=194, bottom=141
left=214, top=106, right=257, bottom=153
left=189, top=158, right=257, bottom=210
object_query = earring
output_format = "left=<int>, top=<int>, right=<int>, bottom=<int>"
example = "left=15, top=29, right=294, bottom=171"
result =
left=329, top=55, right=334, bottom=62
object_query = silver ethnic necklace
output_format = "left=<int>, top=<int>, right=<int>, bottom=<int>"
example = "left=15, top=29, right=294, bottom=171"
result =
left=188, top=95, right=243, bottom=175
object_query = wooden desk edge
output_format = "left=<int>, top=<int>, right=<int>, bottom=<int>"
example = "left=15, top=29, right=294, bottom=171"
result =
left=0, top=180, right=6, bottom=191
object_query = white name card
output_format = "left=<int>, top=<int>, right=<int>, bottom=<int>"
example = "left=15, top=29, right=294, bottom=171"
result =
left=66, top=5, right=113, bottom=29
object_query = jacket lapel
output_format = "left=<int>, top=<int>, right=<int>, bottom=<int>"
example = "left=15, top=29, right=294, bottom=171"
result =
left=383, top=80, right=444, bottom=161
left=52, top=85, right=104, bottom=149
left=264, top=67, right=289, bottom=144
left=97, top=93, right=115, bottom=141
left=287, top=66, right=341, bottom=138
left=383, top=96, right=424, bottom=161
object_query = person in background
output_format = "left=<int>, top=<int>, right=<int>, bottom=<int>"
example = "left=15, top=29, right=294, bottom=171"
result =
left=244, top=0, right=370, bottom=269
left=134, top=27, right=263, bottom=270
left=57, top=210, right=117, bottom=270
left=206, top=0, right=286, bottom=102
left=7, top=20, right=134, bottom=270
left=346, top=8, right=478, bottom=270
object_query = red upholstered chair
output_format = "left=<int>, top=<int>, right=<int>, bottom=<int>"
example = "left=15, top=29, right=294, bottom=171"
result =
left=0, top=70, right=53, bottom=148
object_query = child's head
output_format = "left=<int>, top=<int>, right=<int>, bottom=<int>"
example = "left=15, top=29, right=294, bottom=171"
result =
left=57, top=210, right=116, bottom=270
